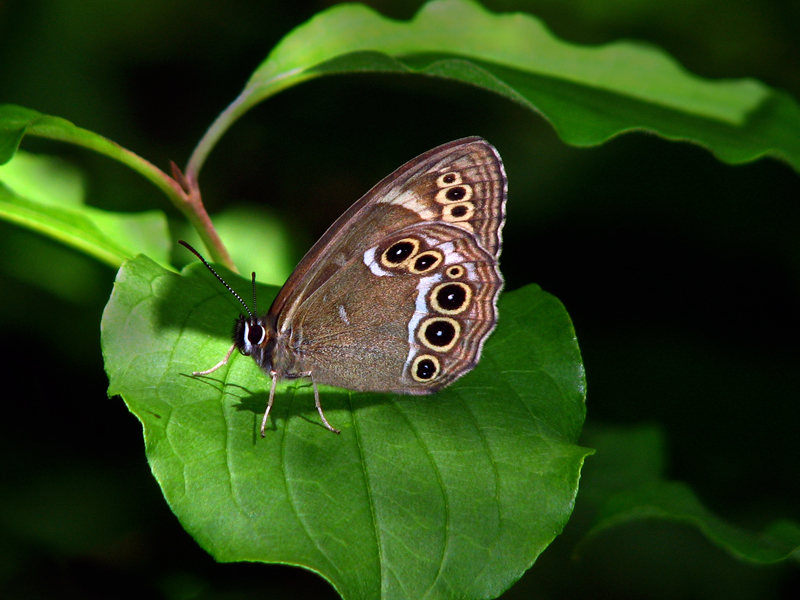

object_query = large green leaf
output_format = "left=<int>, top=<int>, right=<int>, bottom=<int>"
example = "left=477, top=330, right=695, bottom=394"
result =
left=101, top=255, right=591, bottom=600
left=190, top=0, right=800, bottom=175
left=0, top=151, right=170, bottom=268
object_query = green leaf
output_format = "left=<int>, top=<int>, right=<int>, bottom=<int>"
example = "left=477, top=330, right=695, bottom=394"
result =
left=191, top=0, right=800, bottom=175
left=580, top=426, right=800, bottom=564
left=175, top=205, right=295, bottom=286
left=0, top=151, right=170, bottom=268
left=0, top=104, right=176, bottom=199
left=101, top=255, right=591, bottom=600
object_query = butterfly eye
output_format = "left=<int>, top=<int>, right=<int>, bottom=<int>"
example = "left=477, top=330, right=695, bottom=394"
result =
left=247, top=323, right=266, bottom=346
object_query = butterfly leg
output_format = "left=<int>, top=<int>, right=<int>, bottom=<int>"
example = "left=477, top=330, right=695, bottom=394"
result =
left=311, top=380, right=340, bottom=434
left=192, top=342, right=237, bottom=376
left=260, top=372, right=279, bottom=437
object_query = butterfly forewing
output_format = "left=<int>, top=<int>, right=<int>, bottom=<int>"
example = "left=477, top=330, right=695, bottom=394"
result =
left=268, top=137, right=505, bottom=323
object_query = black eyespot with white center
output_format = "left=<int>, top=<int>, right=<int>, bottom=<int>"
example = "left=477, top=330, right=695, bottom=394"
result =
left=425, top=320, right=455, bottom=346
left=438, top=285, right=465, bottom=310
left=386, top=241, right=415, bottom=263
left=380, top=237, right=420, bottom=269
left=418, top=317, right=460, bottom=351
left=409, top=251, right=442, bottom=274
left=416, top=359, right=436, bottom=379
left=411, top=355, right=440, bottom=382
left=446, top=186, right=467, bottom=201
left=414, top=254, right=436, bottom=271
left=431, top=282, right=471, bottom=315
left=435, top=183, right=473, bottom=204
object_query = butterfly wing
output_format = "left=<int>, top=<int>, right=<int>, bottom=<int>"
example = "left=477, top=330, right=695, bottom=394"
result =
left=269, top=137, right=507, bottom=392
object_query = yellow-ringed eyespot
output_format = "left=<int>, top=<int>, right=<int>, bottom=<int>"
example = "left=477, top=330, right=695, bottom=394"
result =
left=445, top=265, right=465, bottom=279
left=380, top=237, right=420, bottom=268
left=435, top=184, right=473, bottom=204
left=408, top=250, right=443, bottom=274
left=418, top=317, right=461, bottom=351
left=442, top=201, right=474, bottom=223
left=411, top=354, right=440, bottom=382
left=430, top=282, right=472, bottom=315
left=436, top=172, right=462, bottom=187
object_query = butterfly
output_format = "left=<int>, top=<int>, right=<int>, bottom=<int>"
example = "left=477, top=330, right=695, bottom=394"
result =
left=181, top=136, right=506, bottom=435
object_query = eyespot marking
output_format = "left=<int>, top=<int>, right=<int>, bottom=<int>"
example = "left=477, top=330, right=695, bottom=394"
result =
left=442, top=202, right=474, bottom=222
left=446, top=265, right=465, bottom=279
left=381, top=237, right=419, bottom=268
left=411, top=354, right=440, bottom=382
left=409, top=251, right=443, bottom=274
left=430, top=282, right=472, bottom=315
left=435, top=184, right=473, bottom=204
left=418, top=317, right=460, bottom=351
left=436, top=172, right=462, bottom=187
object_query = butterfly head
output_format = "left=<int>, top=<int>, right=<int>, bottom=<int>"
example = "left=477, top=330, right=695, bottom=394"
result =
left=233, top=312, right=275, bottom=363
left=179, top=240, right=274, bottom=363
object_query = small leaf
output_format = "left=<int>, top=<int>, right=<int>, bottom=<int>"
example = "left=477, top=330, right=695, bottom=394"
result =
left=580, top=426, right=800, bottom=564
left=0, top=151, right=170, bottom=267
left=101, top=255, right=591, bottom=600
left=192, top=0, right=800, bottom=175
left=0, top=104, right=176, bottom=198
left=589, top=481, right=800, bottom=564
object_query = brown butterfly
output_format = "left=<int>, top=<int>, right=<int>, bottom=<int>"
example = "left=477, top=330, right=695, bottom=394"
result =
left=181, top=136, right=506, bottom=435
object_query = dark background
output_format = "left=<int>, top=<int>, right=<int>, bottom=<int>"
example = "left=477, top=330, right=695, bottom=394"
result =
left=1, top=1, right=798, bottom=598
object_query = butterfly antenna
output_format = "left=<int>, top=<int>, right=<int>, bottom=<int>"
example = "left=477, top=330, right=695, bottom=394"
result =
left=178, top=240, right=254, bottom=320
left=251, top=272, right=258, bottom=315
